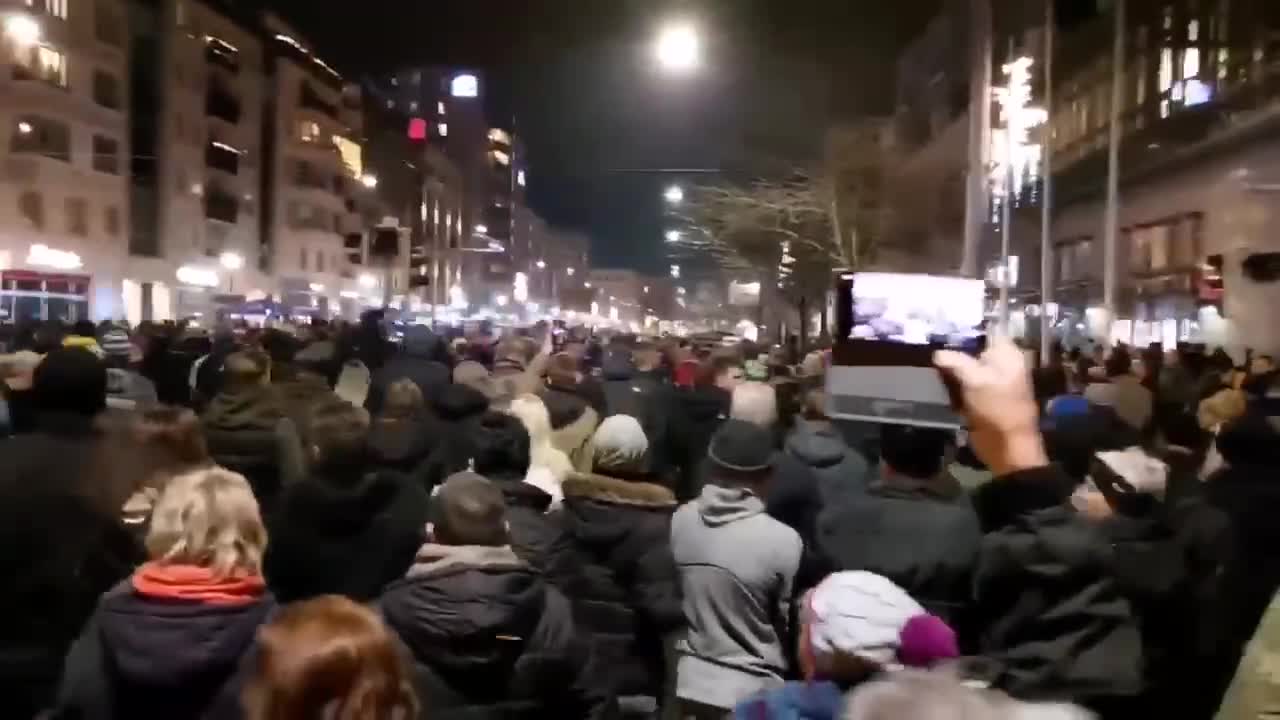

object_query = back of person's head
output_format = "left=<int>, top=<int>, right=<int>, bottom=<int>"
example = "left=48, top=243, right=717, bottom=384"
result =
left=430, top=472, right=509, bottom=546
left=1032, top=366, right=1068, bottom=409
left=634, top=342, right=661, bottom=371
left=471, top=411, right=531, bottom=480
left=1104, top=346, right=1132, bottom=378
left=307, top=400, right=371, bottom=472
left=73, top=319, right=97, bottom=338
left=697, top=354, right=742, bottom=390
left=33, top=347, right=108, bottom=416
left=592, top=414, right=649, bottom=474
left=133, top=405, right=211, bottom=485
left=244, top=595, right=419, bottom=720
left=508, top=394, right=553, bottom=447
left=801, top=387, right=829, bottom=422
left=146, top=467, right=266, bottom=577
left=841, top=671, right=1091, bottom=720
left=730, top=381, right=778, bottom=429
left=223, top=349, right=271, bottom=390
left=879, top=424, right=950, bottom=480
left=546, top=352, right=579, bottom=387
left=379, top=378, right=423, bottom=422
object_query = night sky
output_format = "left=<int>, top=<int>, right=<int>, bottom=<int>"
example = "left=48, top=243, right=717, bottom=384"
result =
left=261, top=0, right=938, bottom=273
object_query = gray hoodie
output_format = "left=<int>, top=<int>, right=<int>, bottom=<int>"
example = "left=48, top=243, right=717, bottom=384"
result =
left=670, top=483, right=803, bottom=710
left=785, top=419, right=871, bottom=505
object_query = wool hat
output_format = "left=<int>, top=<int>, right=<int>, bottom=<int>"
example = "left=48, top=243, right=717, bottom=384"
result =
left=593, top=414, right=649, bottom=473
left=804, top=571, right=958, bottom=670
left=707, top=419, right=774, bottom=474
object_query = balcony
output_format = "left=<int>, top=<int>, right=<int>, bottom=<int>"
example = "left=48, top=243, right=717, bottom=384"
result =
left=205, top=142, right=240, bottom=175
left=205, top=189, right=239, bottom=224
left=206, top=84, right=241, bottom=124
left=299, top=81, right=338, bottom=119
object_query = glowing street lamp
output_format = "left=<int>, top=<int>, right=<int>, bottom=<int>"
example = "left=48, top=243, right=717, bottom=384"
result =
left=665, top=229, right=681, bottom=243
left=535, top=259, right=546, bottom=269
left=655, top=23, right=700, bottom=73
left=474, top=224, right=489, bottom=235
left=663, top=185, right=684, bottom=205
left=3, top=14, right=42, bottom=47
left=218, top=251, right=244, bottom=270
left=670, top=264, right=681, bottom=279
left=17, top=121, right=33, bottom=135
left=360, top=173, right=378, bottom=189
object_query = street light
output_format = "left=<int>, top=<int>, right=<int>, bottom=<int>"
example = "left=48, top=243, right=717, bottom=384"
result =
left=670, top=264, right=680, bottom=279
left=664, top=185, right=684, bottom=205
left=474, top=224, right=489, bottom=235
left=358, top=273, right=377, bottom=288
left=535, top=259, right=546, bottom=269
left=655, top=22, right=700, bottom=73
left=16, top=121, right=33, bottom=135
left=566, top=267, right=576, bottom=276
left=3, top=14, right=42, bottom=47
left=360, top=173, right=378, bottom=189
left=218, top=251, right=244, bottom=270
left=665, top=229, right=681, bottom=243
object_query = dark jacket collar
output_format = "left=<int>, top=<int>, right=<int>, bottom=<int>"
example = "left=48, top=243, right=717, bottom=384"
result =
left=972, top=465, right=1078, bottom=534
left=870, top=470, right=965, bottom=503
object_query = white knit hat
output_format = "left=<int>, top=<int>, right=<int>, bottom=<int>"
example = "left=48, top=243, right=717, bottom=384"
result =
left=805, top=571, right=924, bottom=667
left=592, top=415, right=649, bottom=472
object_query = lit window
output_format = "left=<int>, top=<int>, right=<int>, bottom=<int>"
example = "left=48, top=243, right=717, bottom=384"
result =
left=488, top=128, right=512, bottom=145
left=437, top=101, right=446, bottom=115
left=437, top=122, right=448, bottom=137
left=1184, top=79, right=1213, bottom=106
left=16, top=45, right=68, bottom=88
left=33, top=0, right=68, bottom=20
left=11, top=114, right=71, bottom=162
left=451, top=73, right=479, bottom=98
left=408, top=117, right=427, bottom=140
left=492, top=150, right=510, bottom=166
left=1159, top=48, right=1173, bottom=92
left=386, top=99, right=395, bottom=109
left=390, top=76, right=399, bottom=86
left=299, top=120, right=321, bottom=143
left=1188, top=19, right=1199, bottom=42
left=1183, top=48, right=1200, bottom=79
left=517, top=170, right=526, bottom=187
left=409, top=100, right=419, bottom=112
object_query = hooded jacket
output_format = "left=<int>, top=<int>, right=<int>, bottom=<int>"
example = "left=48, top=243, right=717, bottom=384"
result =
left=264, top=466, right=429, bottom=603
left=668, top=385, right=731, bottom=502
left=366, top=326, right=451, bottom=414
left=380, top=543, right=616, bottom=720
left=546, top=472, right=683, bottom=697
left=784, top=420, right=871, bottom=504
left=54, top=581, right=274, bottom=720
left=202, top=387, right=305, bottom=513
left=417, top=384, right=491, bottom=491
left=671, top=483, right=803, bottom=710
left=542, top=379, right=601, bottom=473
left=817, top=470, right=980, bottom=624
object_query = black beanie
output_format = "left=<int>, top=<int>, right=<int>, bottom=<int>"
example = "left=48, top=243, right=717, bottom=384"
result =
left=33, top=348, right=107, bottom=416
left=471, top=411, right=531, bottom=481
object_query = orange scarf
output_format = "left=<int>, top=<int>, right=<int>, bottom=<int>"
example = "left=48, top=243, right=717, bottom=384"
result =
left=132, top=562, right=266, bottom=606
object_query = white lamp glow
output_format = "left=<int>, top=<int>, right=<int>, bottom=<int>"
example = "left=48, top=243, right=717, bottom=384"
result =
left=219, top=251, right=244, bottom=270
left=664, top=185, right=684, bottom=205
left=3, top=14, right=42, bottom=47
left=26, top=244, right=81, bottom=270
left=655, top=23, right=700, bottom=73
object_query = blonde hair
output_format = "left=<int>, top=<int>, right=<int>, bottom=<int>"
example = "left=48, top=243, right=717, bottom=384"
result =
left=508, top=394, right=573, bottom=481
left=146, top=467, right=267, bottom=577
left=731, top=382, right=779, bottom=428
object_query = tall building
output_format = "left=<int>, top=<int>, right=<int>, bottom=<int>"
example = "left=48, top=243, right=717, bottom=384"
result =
left=0, top=0, right=131, bottom=322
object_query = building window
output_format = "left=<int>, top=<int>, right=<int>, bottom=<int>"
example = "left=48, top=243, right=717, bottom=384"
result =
left=92, top=70, right=119, bottom=109
left=18, top=191, right=44, bottom=229
left=298, top=120, right=321, bottom=143
left=300, top=245, right=308, bottom=271
left=92, top=135, right=119, bottom=174
left=28, top=0, right=68, bottom=20
left=66, top=197, right=89, bottom=237
left=11, top=115, right=71, bottom=162
left=95, top=6, right=124, bottom=47
left=317, top=250, right=325, bottom=272
left=15, top=45, right=68, bottom=88
left=105, top=206, right=121, bottom=236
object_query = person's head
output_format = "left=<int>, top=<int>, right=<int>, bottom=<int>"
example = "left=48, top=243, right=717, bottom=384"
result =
left=243, top=595, right=419, bottom=720
left=306, top=401, right=371, bottom=472
left=546, top=352, right=580, bottom=387
left=799, top=571, right=958, bottom=683
left=429, top=471, right=509, bottom=546
left=698, top=355, right=744, bottom=392
left=379, top=378, right=423, bottom=422
left=841, top=671, right=1090, bottom=720
left=470, top=410, right=532, bottom=481
left=800, top=387, right=829, bottom=422
left=633, top=342, right=661, bottom=372
left=879, top=424, right=950, bottom=480
left=508, top=393, right=553, bottom=447
left=592, top=415, right=649, bottom=475
left=1031, top=366, right=1068, bottom=410
left=1104, top=346, right=1132, bottom=378
left=706, top=419, right=775, bottom=491
left=73, top=319, right=97, bottom=338
left=730, top=381, right=779, bottom=429
left=453, top=361, right=497, bottom=402
left=146, top=467, right=267, bottom=577
left=223, top=350, right=271, bottom=390
left=132, top=405, right=211, bottom=488
left=33, top=347, right=108, bottom=417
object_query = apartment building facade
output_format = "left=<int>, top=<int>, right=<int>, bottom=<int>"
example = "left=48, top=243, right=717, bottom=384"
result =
left=0, top=0, right=131, bottom=323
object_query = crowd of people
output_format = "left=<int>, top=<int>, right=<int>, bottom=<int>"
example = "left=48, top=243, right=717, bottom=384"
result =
left=1, top=314, right=1279, bottom=719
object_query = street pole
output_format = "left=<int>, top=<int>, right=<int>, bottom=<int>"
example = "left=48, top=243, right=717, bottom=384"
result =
left=1039, top=0, right=1055, bottom=363
left=998, top=42, right=1015, bottom=336
left=1102, top=0, right=1125, bottom=346
left=962, top=0, right=993, bottom=277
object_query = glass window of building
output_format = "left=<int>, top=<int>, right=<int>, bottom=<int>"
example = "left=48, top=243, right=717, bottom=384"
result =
left=16, top=45, right=68, bottom=88
left=18, top=191, right=44, bottom=229
left=92, top=135, right=119, bottom=174
left=105, top=206, right=121, bottom=236
left=95, top=6, right=125, bottom=47
left=11, top=115, right=71, bottom=162
left=93, top=70, right=121, bottom=109
left=66, top=197, right=89, bottom=237
left=299, top=120, right=321, bottom=143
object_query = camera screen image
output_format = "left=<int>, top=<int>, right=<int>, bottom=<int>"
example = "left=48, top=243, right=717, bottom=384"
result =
left=849, top=272, right=986, bottom=348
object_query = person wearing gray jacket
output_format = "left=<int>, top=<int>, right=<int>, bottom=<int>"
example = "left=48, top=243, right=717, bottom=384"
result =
left=671, top=419, right=803, bottom=719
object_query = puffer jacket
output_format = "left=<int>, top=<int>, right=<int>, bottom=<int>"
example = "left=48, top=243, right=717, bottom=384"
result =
left=380, top=543, right=616, bottom=720
left=546, top=472, right=683, bottom=697
left=54, top=581, right=273, bottom=719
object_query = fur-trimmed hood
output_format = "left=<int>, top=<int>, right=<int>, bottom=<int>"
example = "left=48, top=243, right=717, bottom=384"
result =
left=563, top=472, right=676, bottom=507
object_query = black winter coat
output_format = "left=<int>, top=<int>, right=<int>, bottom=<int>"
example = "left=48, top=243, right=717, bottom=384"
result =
left=366, top=350, right=451, bottom=415
left=264, top=467, right=429, bottom=603
left=545, top=473, right=683, bottom=697
left=973, top=467, right=1143, bottom=709
left=667, top=386, right=730, bottom=502
left=54, top=583, right=274, bottom=720
left=493, top=478, right=558, bottom=572
left=202, top=388, right=305, bottom=515
left=381, top=545, right=616, bottom=720
left=818, top=471, right=981, bottom=623
left=601, top=359, right=672, bottom=475
left=367, top=415, right=440, bottom=477
left=0, top=492, right=141, bottom=719
left=418, top=384, right=491, bottom=491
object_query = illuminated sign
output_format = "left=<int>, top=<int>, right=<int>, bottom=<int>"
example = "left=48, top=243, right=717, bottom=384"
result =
left=408, top=117, right=427, bottom=141
left=26, top=244, right=81, bottom=270
left=176, top=265, right=219, bottom=288
left=450, top=74, right=479, bottom=98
